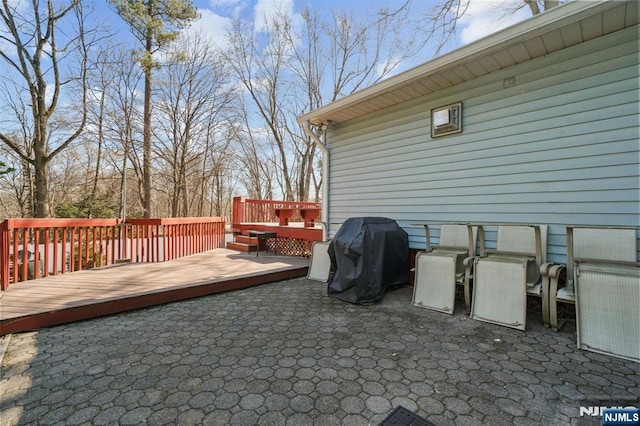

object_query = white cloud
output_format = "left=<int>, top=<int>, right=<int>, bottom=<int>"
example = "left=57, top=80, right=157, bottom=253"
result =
left=208, top=0, right=241, bottom=7
left=253, top=0, right=294, bottom=32
left=458, top=0, right=532, bottom=45
left=376, top=56, right=403, bottom=79
left=186, top=8, right=232, bottom=48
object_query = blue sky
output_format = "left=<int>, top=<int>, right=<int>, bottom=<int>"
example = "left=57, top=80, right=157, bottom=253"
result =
left=100, top=0, right=535, bottom=60
left=189, top=0, right=533, bottom=45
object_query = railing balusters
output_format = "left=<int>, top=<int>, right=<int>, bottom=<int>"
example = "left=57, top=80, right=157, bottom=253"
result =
left=232, top=198, right=321, bottom=227
left=86, top=227, right=92, bottom=268
left=44, top=228, right=50, bottom=277
left=33, top=227, right=40, bottom=279
left=20, top=228, right=28, bottom=281
left=52, top=228, right=59, bottom=276
left=62, top=228, right=68, bottom=274
left=0, top=217, right=226, bottom=290
left=12, top=229, right=18, bottom=284
left=154, top=224, right=159, bottom=262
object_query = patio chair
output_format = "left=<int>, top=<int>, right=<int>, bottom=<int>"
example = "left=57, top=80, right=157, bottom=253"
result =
left=412, top=224, right=477, bottom=314
left=308, top=240, right=331, bottom=282
left=547, top=226, right=638, bottom=361
left=470, top=224, right=547, bottom=331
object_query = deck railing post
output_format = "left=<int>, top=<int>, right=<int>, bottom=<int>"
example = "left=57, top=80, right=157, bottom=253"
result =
left=232, top=197, right=244, bottom=231
left=0, top=220, right=9, bottom=290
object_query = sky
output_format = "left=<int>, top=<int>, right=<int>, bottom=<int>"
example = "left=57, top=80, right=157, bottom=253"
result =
left=101, top=0, right=535, bottom=67
left=188, top=0, right=533, bottom=46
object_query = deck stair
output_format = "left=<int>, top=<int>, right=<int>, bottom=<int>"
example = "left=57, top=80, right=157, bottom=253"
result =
left=226, top=231, right=267, bottom=253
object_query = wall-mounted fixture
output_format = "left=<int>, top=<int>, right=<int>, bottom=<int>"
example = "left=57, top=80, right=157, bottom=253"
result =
left=503, top=77, right=516, bottom=88
left=431, top=102, right=462, bottom=138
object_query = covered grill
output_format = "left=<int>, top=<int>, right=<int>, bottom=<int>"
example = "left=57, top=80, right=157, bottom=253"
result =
left=327, top=217, right=409, bottom=304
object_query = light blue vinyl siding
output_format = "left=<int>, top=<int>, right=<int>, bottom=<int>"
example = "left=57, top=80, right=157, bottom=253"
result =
left=326, top=26, right=639, bottom=264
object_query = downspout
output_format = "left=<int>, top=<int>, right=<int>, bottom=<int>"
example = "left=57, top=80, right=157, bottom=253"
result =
left=302, top=120, right=329, bottom=241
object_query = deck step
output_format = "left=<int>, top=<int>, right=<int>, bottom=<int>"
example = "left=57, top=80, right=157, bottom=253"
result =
left=234, top=232, right=269, bottom=250
left=234, top=235, right=255, bottom=244
left=226, top=241, right=257, bottom=252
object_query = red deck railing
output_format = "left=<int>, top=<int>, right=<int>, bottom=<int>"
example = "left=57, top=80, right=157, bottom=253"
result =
left=232, top=197, right=321, bottom=231
left=0, top=217, right=226, bottom=290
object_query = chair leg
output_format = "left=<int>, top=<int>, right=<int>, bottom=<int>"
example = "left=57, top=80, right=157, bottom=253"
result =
left=464, top=278, right=472, bottom=311
left=463, top=257, right=475, bottom=311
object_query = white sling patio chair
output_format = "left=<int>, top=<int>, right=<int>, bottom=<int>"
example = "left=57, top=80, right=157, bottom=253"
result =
left=412, top=224, right=477, bottom=314
left=470, top=224, right=547, bottom=331
left=308, top=240, right=331, bottom=282
left=547, top=226, right=639, bottom=362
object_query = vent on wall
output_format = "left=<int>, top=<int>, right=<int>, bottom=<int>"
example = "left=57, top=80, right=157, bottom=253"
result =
left=431, top=102, right=462, bottom=138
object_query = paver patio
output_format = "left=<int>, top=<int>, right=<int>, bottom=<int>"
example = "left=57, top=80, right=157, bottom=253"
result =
left=1, top=277, right=638, bottom=425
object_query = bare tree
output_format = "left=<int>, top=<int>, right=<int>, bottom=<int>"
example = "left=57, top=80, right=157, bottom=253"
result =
left=0, top=148, right=28, bottom=217
left=523, top=0, right=561, bottom=15
left=228, top=97, right=276, bottom=201
left=226, top=12, right=297, bottom=200
left=109, top=0, right=199, bottom=218
left=99, top=48, right=145, bottom=218
left=153, top=33, right=235, bottom=217
left=196, top=121, right=238, bottom=217
left=86, top=50, right=111, bottom=208
left=0, top=0, right=92, bottom=217
left=0, top=160, right=12, bottom=176
left=225, top=3, right=464, bottom=202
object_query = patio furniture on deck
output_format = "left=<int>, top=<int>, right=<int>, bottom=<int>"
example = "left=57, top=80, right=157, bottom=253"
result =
left=412, top=224, right=477, bottom=314
left=247, top=231, right=277, bottom=257
left=470, top=224, right=547, bottom=330
left=545, top=226, right=639, bottom=361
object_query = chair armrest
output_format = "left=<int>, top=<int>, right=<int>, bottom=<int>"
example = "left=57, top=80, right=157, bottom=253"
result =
left=540, top=262, right=554, bottom=278
left=541, top=263, right=566, bottom=294
left=544, top=263, right=567, bottom=331
left=548, top=264, right=565, bottom=280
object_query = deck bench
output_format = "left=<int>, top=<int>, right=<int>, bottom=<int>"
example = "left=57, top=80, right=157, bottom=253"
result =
left=300, top=208, right=321, bottom=228
left=274, top=208, right=294, bottom=226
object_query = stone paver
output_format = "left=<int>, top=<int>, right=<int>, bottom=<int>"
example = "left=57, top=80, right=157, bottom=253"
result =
left=1, top=278, right=639, bottom=425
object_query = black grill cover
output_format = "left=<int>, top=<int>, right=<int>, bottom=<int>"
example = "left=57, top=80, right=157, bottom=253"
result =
left=327, top=217, right=409, bottom=304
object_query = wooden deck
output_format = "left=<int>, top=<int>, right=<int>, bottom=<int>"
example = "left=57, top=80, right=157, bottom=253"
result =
left=0, top=248, right=309, bottom=335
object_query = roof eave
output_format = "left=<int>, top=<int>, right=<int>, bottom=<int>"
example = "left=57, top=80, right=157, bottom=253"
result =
left=297, top=0, right=617, bottom=127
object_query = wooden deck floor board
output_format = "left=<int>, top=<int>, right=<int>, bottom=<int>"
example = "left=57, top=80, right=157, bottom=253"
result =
left=0, top=249, right=309, bottom=335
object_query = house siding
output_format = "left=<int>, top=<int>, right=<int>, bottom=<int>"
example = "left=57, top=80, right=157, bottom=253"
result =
left=326, top=25, right=639, bottom=264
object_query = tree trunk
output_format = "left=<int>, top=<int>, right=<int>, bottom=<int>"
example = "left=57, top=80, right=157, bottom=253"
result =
left=33, top=149, right=49, bottom=218
left=91, top=88, right=106, bottom=211
left=524, top=0, right=541, bottom=15
left=544, top=1, right=559, bottom=11
left=142, top=3, right=154, bottom=219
